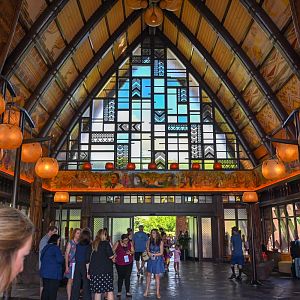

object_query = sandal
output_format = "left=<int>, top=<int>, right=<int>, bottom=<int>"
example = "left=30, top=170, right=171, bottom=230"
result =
left=126, top=293, right=132, bottom=297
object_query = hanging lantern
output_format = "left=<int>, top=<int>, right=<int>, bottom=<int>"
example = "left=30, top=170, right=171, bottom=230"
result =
left=54, top=192, right=69, bottom=203
left=82, top=162, right=92, bottom=170
left=144, top=6, right=164, bottom=27
left=35, top=157, right=59, bottom=179
left=262, top=158, right=286, bottom=180
left=170, top=163, right=179, bottom=170
left=0, top=124, right=23, bottom=149
left=213, top=161, right=222, bottom=170
left=105, top=162, right=114, bottom=170
left=191, top=163, right=200, bottom=170
left=127, top=162, right=136, bottom=170
left=159, top=0, right=167, bottom=9
left=0, top=94, right=5, bottom=115
left=165, top=0, right=182, bottom=11
left=148, top=162, right=157, bottom=170
left=3, top=109, right=20, bottom=126
left=276, top=143, right=298, bottom=162
left=21, top=143, right=42, bottom=163
left=126, top=0, right=146, bottom=9
left=242, top=192, right=258, bottom=203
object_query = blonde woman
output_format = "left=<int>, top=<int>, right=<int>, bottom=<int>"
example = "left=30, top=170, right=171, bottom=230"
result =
left=65, top=228, right=81, bottom=300
left=87, top=229, right=115, bottom=300
left=0, top=207, right=34, bottom=292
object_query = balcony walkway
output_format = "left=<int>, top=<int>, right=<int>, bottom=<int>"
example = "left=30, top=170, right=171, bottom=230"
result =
left=8, top=261, right=300, bottom=300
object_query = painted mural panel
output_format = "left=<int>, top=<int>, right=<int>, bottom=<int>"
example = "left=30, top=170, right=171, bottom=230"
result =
left=256, top=104, right=281, bottom=134
left=242, top=81, right=266, bottom=113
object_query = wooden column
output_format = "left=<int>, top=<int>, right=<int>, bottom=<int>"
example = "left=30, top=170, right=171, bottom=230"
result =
left=290, top=0, right=300, bottom=47
left=81, top=196, right=91, bottom=229
left=29, top=175, right=43, bottom=251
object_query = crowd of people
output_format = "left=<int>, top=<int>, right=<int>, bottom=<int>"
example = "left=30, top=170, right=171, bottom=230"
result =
left=38, top=224, right=182, bottom=300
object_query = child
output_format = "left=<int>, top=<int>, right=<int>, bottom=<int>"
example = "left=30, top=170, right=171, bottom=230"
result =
left=173, top=244, right=181, bottom=275
left=163, top=245, right=173, bottom=272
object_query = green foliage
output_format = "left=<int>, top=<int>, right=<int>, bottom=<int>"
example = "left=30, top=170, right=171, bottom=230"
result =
left=134, top=216, right=176, bottom=235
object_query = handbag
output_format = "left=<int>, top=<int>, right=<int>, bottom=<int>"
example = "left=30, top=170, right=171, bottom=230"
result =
left=142, top=251, right=149, bottom=261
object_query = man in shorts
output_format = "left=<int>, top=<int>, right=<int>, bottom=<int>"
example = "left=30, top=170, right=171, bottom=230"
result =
left=133, top=225, right=149, bottom=276
left=229, top=226, right=244, bottom=281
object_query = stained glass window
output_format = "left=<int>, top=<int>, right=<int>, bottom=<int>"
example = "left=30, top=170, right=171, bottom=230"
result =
left=57, top=38, right=250, bottom=170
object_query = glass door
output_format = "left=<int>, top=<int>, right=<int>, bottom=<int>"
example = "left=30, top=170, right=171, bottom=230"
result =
left=110, top=217, right=133, bottom=244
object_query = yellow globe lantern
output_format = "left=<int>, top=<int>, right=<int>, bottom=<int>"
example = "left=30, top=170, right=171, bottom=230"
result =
left=35, top=157, right=59, bottom=179
left=165, top=0, right=182, bottom=11
left=0, top=94, right=6, bottom=115
left=242, top=192, right=258, bottom=203
left=126, top=0, right=143, bottom=9
left=262, top=158, right=286, bottom=180
left=0, top=124, right=23, bottom=149
left=54, top=192, right=69, bottom=203
left=21, top=143, right=42, bottom=163
left=276, top=143, right=298, bottom=162
left=144, top=6, right=164, bottom=27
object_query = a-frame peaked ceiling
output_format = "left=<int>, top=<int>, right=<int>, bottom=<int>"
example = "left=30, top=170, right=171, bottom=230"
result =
left=1, top=0, right=300, bottom=167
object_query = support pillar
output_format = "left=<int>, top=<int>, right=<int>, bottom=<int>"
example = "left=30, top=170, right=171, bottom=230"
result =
left=29, top=175, right=43, bottom=251
left=81, top=196, right=91, bottom=229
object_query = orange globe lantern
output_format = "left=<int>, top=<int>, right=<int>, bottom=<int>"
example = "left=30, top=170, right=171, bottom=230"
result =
left=140, top=0, right=148, bottom=8
left=213, top=161, right=222, bottom=170
left=54, top=192, right=69, bottom=203
left=148, top=162, right=157, bottom=170
left=82, top=162, right=92, bottom=170
left=3, top=109, right=20, bottom=126
left=276, top=143, right=298, bottom=162
left=126, top=0, right=143, bottom=9
left=262, top=158, right=286, bottom=180
left=0, top=94, right=5, bottom=115
left=105, top=162, right=114, bottom=170
left=35, top=157, right=59, bottom=179
left=165, top=0, right=181, bottom=11
left=191, top=163, right=200, bottom=170
left=127, top=162, right=136, bottom=170
left=242, top=192, right=258, bottom=203
left=0, top=124, right=23, bottom=149
left=170, top=163, right=179, bottom=170
left=21, top=142, right=42, bottom=163
left=144, top=6, right=164, bottom=27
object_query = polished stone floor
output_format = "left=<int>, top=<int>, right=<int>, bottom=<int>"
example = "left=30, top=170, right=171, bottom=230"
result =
left=7, top=261, right=300, bottom=300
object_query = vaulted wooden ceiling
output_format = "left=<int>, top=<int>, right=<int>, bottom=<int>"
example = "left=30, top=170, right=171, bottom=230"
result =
left=1, top=0, right=300, bottom=167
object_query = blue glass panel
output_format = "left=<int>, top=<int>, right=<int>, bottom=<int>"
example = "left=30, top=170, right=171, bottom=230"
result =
left=142, top=79, right=151, bottom=97
left=132, top=110, right=141, bottom=122
left=190, top=102, right=200, bottom=111
left=132, top=65, right=151, bottom=77
left=178, top=105, right=187, bottom=114
left=190, top=114, right=201, bottom=123
left=154, top=94, right=165, bottom=109
left=167, top=79, right=181, bottom=87
left=132, top=102, right=141, bottom=109
left=154, top=78, right=164, bottom=93
left=117, top=133, right=129, bottom=143
left=178, top=116, right=188, bottom=123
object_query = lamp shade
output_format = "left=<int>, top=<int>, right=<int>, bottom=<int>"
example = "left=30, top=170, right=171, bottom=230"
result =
left=213, top=161, right=222, bottom=170
left=165, top=0, right=182, bottom=11
left=148, top=162, right=157, bottom=170
left=0, top=124, right=23, bottom=149
left=276, top=143, right=298, bottom=162
left=262, top=158, right=286, bottom=180
left=35, top=157, right=59, bottom=178
left=105, top=162, right=114, bottom=170
left=0, top=95, right=5, bottom=115
left=54, top=192, right=69, bottom=203
left=82, top=162, right=92, bottom=170
left=191, top=163, right=200, bottom=170
left=242, top=192, right=258, bottom=203
left=126, top=0, right=143, bottom=9
left=21, top=142, right=42, bottom=163
left=144, top=6, right=164, bottom=27
left=170, top=163, right=179, bottom=170
left=3, top=109, right=20, bottom=126
left=127, top=162, right=136, bottom=170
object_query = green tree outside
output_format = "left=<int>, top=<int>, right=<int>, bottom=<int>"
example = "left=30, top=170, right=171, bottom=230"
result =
left=134, top=216, right=176, bottom=236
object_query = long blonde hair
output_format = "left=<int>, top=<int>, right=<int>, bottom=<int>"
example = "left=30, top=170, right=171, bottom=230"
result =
left=0, top=208, right=34, bottom=292
left=92, top=229, right=107, bottom=251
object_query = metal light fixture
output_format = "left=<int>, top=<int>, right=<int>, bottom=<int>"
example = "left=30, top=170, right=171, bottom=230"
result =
left=126, top=0, right=181, bottom=27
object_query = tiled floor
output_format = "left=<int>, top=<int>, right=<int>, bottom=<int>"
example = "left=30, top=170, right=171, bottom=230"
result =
left=7, top=261, right=300, bottom=299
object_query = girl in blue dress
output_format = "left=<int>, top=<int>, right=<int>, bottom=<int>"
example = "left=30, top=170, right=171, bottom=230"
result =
left=144, top=229, right=164, bottom=299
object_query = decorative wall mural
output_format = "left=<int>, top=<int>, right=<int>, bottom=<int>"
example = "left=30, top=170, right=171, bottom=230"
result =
left=256, top=104, right=281, bottom=134
left=43, top=170, right=258, bottom=192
